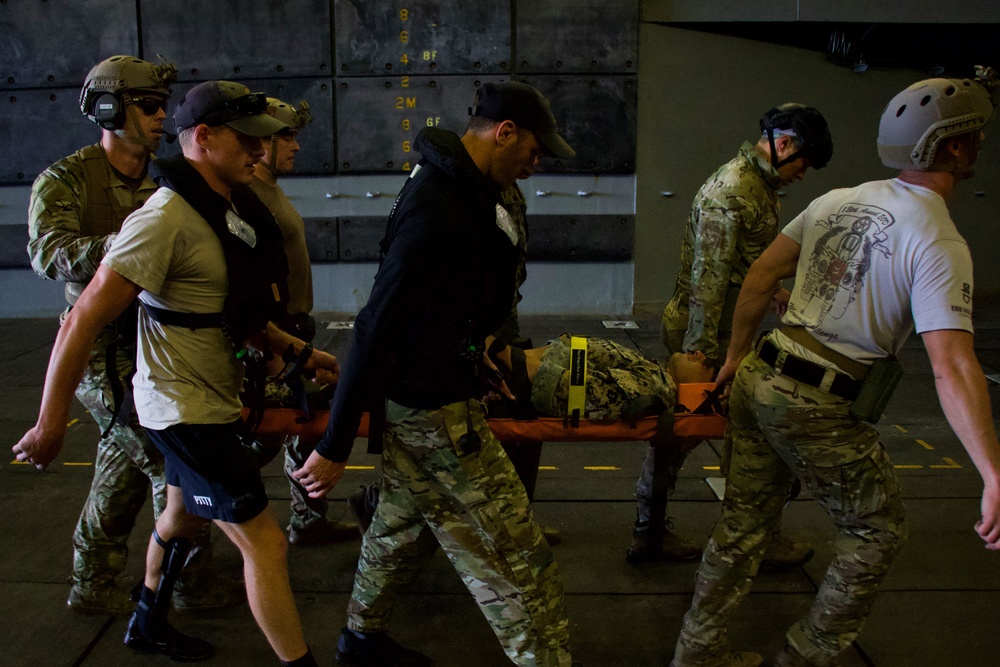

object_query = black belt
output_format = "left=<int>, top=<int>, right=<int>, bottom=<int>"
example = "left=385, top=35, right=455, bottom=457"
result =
left=140, top=301, right=225, bottom=329
left=756, top=338, right=862, bottom=400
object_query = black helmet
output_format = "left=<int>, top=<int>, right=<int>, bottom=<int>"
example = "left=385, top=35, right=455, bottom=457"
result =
left=759, top=103, right=833, bottom=169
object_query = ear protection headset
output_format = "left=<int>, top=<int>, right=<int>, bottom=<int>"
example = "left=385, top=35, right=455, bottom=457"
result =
left=90, top=92, right=126, bottom=130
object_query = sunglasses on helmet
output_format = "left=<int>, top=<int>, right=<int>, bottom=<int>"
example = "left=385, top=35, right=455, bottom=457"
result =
left=224, top=92, right=268, bottom=116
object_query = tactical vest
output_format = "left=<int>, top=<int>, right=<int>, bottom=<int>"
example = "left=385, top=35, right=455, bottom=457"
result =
left=67, top=144, right=154, bottom=304
left=144, top=155, right=289, bottom=346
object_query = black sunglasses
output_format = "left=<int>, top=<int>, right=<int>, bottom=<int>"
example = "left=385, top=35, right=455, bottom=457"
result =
left=130, top=97, right=169, bottom=115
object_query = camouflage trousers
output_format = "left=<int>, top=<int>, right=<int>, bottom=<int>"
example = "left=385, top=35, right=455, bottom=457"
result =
left=260, top=380, right=329, bottom=529
left=348, top=399, right=572, bottom=667
left=73, top=333, right=212, bottom=592
left=634, top=332, right=730, bottom=524
left=531, top=334, right=677, bottom=421
left=284, top=434, right=328, bottom=529
left=675, top=348, right=907, bottom=666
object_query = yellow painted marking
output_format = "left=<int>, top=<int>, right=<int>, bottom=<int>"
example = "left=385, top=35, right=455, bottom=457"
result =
left=916, top=439, right=935, bottom=451
left=703, top=465, right=721, bottom=471
left=11, top=460, right=30, bottom=465
left=893, top=424, right=908, bottom=433
left=67, top=418, right=79, bottom=427
left=345, top=465, right=376, bottom=470
left=63, top=462, right=92, bottom=467
left=930, top=457, right=963, bottom=469
left=584, top=466, right=620, bottom=471
left=538, top=466, right=558, bottom=470
left=894, top=465, right=923, bottom=469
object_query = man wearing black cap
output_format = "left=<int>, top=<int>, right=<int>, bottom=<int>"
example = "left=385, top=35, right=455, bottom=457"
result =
left=295, top=81, right=576, bottom=666
left=14, top=80, right=338, bottom=667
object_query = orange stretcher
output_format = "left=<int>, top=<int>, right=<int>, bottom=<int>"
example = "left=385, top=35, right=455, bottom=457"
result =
left=247, top=383, right=728, bottom=558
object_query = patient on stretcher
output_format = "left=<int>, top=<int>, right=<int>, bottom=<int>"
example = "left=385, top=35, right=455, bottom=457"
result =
left=486, top=334, right=716, bottom=421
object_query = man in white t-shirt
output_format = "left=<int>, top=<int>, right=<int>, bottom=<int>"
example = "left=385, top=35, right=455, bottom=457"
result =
left=14, top=81, right=339, bottom=667
left=671, top=77, right=1000, bottom=667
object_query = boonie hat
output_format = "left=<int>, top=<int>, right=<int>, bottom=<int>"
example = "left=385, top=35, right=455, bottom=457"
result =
left=174, top=80, right=288, bottom=136
left=470, top=81, right=575, bottom=159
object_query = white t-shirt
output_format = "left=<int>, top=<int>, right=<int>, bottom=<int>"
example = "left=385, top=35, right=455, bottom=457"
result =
left=103, top=188, right=244, bottom=429
left=781, top=178, right=973, bottom=364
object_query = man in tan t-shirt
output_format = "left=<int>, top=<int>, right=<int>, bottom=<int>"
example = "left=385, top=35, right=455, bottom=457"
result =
left=251, top=97, right=358, bottom=546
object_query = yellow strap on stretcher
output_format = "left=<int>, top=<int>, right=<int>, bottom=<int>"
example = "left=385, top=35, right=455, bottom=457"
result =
left=568, top=336, right=588, bottom=426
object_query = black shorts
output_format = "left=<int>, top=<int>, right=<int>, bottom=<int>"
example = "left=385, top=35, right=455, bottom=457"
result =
left=147, top=419, right=268, bottom=523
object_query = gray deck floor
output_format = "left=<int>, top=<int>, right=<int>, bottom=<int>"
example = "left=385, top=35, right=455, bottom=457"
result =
left=2, top=311, right=999, bottom=667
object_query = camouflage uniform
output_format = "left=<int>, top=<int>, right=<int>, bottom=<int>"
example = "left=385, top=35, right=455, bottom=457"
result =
left=638, top=141, right=782, bottom=524
left=530, top=335, right=676, bottom=420
left=28, top=144, right=212, bottom=600
left=493, top=185, right=528, bottom=342
left=674, top=342, right=907, bottom=666
left=349, top=399, right=572, bottom=667
left=661, top=140, right=781, bottom=363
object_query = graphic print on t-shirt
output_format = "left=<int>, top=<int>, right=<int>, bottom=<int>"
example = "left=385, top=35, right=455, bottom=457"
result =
left=797, top=203, right=894, bottom=324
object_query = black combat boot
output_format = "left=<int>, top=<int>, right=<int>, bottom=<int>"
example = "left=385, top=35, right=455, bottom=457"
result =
left=124, top=532, right=213, bottom=662
left=334, top=627, right=431, bottom=666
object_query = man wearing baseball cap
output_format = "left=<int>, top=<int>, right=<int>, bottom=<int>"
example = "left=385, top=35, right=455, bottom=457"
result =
left=295, top=81, right=574, bottom=666
left=14, top=80, right=338, bottom=667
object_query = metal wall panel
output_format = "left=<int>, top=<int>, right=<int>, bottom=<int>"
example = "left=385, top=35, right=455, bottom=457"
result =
left=303, top=217, right=338, bottom=262
left=1, top=87, right=100, bottom=184
left=516, top=0, right=638, bottom=74
left=337, top=215, right=385, bottom=262
left=0, top=223, right=29, bottom=267
left=336, top=75, right=507, bottom=173
left=335, top=0, right=511, bottom=76
left=1, top=0, right=138, bottom=90
left=141, top=0, right=331, bottom=80
left=522, top=75, right=637, bottom=173
left=527, top=214, right=634, bottom=261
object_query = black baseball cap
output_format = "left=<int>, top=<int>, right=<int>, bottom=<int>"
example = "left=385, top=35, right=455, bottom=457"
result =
left=173, top=80, right=288, bottom=136
left=470, top=81, right=575, bottom=159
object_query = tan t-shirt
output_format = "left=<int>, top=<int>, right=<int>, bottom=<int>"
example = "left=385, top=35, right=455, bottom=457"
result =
left=103, top=188, right=244, bottom=429
left=250, top=177, right=313, bottom=316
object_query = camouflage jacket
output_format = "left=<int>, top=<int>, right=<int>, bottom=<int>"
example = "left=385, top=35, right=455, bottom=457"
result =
left=502, top=184, right=528, bottom=305
left=27, top=143, right=157, bottom=305
left=662, top=141, right=782, bottom=361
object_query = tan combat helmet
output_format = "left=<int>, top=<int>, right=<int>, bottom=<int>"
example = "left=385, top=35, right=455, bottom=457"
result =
left=79, top=55, right=178, bottom=131
left=878, top=77, right=994, bottom=173
left=261, top=97, right=313, bottom=175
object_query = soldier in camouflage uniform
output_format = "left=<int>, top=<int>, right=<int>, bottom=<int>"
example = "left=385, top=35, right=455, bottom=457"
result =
left=249, top=97, right=358, bottom=546
left=490, top=334, right=716, bottom=419
left=294, top=82, right=576, bottom=666
left=672, top=77, right=1000, bottom=667
left=631, top=105, right=833, bottom=567
left=26, top=56, right=239, bottom=615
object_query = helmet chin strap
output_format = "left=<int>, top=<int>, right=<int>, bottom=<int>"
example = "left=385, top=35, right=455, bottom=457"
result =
left=765, top=128, right=803, bottom=169
left=113, top=103, right=159, bottom=154
left=260, top=136, right=279, bottom=178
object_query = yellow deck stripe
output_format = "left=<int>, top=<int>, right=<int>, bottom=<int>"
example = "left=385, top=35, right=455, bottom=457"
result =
left=930, top=457, right=962, bottom=469
left=916, top=439, right=935, bottom=451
